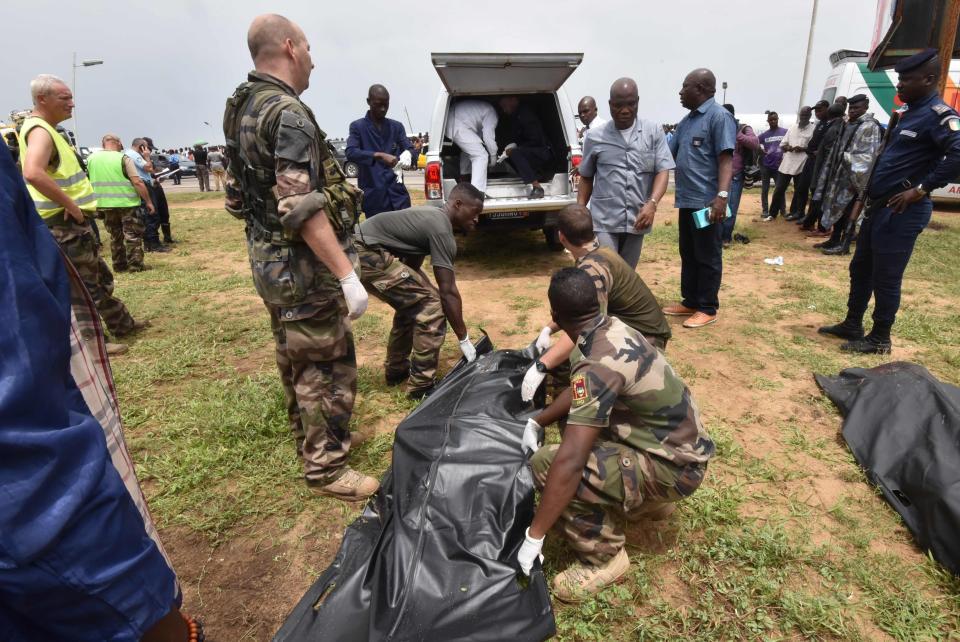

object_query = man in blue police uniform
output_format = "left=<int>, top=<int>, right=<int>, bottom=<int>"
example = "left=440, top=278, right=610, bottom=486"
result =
left=346, top=84, right=415, bottom=217
left=819, top=49, right=960, bottom=354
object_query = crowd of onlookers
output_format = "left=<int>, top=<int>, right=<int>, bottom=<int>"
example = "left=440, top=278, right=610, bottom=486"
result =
left=717, top=94, right=881, bottom=254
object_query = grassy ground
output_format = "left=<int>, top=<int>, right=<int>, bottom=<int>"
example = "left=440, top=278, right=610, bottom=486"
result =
left=110, top=191, right=960, bottom=640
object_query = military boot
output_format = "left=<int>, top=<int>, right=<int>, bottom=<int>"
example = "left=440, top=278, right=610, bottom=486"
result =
left=105, top=342, right=129, bottom=356
left=818, top=320, right=864, bottom=341
left=552, top=548, right=630, bottom=603
left=308, top=467, right=379, bottom=502
left=841, top=331, right=892, bottom=355
left=161, top=223, right=176, bottom=244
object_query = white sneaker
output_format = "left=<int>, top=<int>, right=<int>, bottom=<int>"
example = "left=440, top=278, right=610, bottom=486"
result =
left=761, top=215, right=775, bottom=222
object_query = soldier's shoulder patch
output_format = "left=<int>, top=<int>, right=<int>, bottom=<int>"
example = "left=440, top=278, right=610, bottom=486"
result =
left=571, top=373, right=591, bottom=408
left=947, top=117, right=960, bottom=132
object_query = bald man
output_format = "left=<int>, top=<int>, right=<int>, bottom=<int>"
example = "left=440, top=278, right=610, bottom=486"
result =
left=223, top=14, right=378, bottom=500
left=577, top=95, right=607, bottom=143
left=665, top=68, right=735, bottom=329
left=577, top=77, right=674, bottom=269
left=346, top=83, right=415, bottom=216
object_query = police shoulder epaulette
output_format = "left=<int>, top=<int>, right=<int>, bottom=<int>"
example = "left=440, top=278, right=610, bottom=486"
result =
left=931, top=103, right=952, bottom=115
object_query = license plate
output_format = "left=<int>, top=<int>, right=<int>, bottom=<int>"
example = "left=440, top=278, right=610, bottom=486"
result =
left=487, top=211, right=528, bottom=220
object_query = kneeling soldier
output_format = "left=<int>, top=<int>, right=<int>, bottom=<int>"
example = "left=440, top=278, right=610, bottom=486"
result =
left=517, top=267, right=714, bottom=602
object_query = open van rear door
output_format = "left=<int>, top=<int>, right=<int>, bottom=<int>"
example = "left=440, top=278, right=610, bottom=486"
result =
left=431, top=53, right=583, bottom=94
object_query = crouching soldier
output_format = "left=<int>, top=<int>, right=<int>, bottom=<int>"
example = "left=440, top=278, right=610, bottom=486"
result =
left=516, top=267, right=714, bottom=602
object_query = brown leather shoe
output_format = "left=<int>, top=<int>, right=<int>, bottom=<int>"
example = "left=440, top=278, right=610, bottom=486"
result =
left=662, top=303, right=697, bottom=316
left=308, top=467, right=379, bottom=501
left=683, top=312, right=717, bottom=328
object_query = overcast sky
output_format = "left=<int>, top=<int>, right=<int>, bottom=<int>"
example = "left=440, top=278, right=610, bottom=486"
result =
left=1, top=0, right=880, bottom=149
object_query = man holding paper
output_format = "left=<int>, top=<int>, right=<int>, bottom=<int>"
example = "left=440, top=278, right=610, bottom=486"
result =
left=666, top=68, right=736, bottom=329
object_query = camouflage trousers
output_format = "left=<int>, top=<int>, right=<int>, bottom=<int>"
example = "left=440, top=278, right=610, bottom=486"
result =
left=101, top=207, right=145, bottom=271
left=356, top=243, right=446, bottom=391
left=47, top=215, right=136, bottom=337
left=531, top=440, right=706, bottom=564
left=267, top=300, right=356, bottom=484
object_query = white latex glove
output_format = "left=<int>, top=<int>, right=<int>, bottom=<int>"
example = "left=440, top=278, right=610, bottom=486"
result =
left=517, top=527, right=545, bottom=576
left=398, top=150, right=412, bottom=170
left=496, top=143, right=517, bottom=165
left=522, top=418, right=542, bottom=454
left=339, top=272, right=368, bottom=320
left=535, top=326, right=553, bottom=353
left=459, top=334, right=477, bottom=363
left=520, top=365, right=546, bottom=403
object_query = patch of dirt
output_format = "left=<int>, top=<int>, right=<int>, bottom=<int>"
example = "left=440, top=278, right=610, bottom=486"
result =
left=164, top=511, right=348, bottom=640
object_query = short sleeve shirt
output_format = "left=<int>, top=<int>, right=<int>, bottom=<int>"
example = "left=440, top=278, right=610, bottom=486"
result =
left=568, top=316, right=714, bottom=466
left=123, top=149, right=153, bottom=183
left=579, top=118, right=676, bottom=234
left=669, top=97, right=737, bottom=209
left=356, top=205, right=457, bottom=271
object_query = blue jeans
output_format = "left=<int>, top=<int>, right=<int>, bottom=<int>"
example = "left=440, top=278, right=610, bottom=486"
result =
left=722, top=171, right=745, bottom=242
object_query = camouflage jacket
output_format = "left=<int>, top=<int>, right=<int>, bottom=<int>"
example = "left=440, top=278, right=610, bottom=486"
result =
left=223, top=71, right=361, bottom=310
left=568, top=315, right=714, bottom=466
left=576, top=243, right=671, bottom=341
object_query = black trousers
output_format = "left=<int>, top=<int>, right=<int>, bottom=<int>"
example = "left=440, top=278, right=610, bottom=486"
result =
left=846, top=206, right=927, bottom=337
left=760, top=166, right=778, bottom=214
left=789, top=160, right=815, bottom=216
left=508, top=146, right=551, bottom=183
left=770, top=171, right=800, bottom=217
left=678, top=208, right=723, bottom=315
left=142, top=184, right=160, bottom=245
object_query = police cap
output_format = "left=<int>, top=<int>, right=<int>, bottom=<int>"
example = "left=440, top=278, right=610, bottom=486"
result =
left=847, top=94, right=869, bottom=105
left=894, top=48, right=938, bottom=74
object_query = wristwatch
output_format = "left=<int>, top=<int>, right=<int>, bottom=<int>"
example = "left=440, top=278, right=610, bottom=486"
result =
left=915, top=184, right=929, bottom=196
left=534, top=359, right=548, bottom=374
left=717, top=191, right=729, bottom=199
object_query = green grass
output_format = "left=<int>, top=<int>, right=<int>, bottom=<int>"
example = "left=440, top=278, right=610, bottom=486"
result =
left=111, top=200, right=960, bottom=638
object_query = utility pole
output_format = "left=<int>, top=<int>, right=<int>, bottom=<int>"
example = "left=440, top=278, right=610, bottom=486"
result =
left=798, top=0, right=820, bottom=111
left=936, top=0, right=960, bottom=93
left=403, top=106, right=414, bottom=135
left=71, top=52, right=104, bottom=148
left=722, top=82, right=728, bottom=104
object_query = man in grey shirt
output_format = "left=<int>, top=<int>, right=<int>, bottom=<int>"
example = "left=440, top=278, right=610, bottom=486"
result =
left=354, top=182, right=483, bottom=398
left=577, top=78, right=675, bottom=269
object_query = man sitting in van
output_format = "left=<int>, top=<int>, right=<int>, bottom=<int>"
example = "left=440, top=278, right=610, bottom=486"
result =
left=497, top=95, right=552, bottom=199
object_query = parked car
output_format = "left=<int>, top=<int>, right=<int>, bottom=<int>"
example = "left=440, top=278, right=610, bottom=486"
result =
left=329, top=138, right=359, bottom=178
left=424, top=52, right=583, bottom=249
left=177, top=159, right=197, bottom=178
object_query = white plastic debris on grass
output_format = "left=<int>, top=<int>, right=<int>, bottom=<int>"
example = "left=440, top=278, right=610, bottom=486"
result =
left=764, top=256, right=784, bottom=266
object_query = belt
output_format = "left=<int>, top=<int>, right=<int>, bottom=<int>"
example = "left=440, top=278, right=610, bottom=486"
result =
left=865, top=179, right=917, bottom=216
left=246, top=214, right=290, bottom=245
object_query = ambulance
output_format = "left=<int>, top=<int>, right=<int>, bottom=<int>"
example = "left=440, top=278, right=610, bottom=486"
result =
left=821, top=49, right=960, bottom=201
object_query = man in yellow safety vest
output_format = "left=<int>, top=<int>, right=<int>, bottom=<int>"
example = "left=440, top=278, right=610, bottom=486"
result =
left=87, top=134, right=154, bottom=273
left=19, top=74, right=145, bottom=352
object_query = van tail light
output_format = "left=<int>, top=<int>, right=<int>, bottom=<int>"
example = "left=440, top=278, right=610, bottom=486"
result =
left=571, top=153, right=582, bottom=168
left=425, top=162, right=442, bottom=200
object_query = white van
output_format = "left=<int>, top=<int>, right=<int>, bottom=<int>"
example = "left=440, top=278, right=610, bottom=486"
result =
left=820, top=49, right=960, bottom=201
left=423, top=53, right=583, bottom=248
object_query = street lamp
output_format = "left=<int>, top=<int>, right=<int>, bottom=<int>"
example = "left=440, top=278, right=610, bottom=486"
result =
left=722, top=81, right=728, bottom=104
left=71, top=52, right=103, bottom=148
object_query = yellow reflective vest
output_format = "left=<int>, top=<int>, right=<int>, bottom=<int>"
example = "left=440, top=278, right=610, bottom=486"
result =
left=87, top=151, right=141, bottom=208
left=18, top=117, right=97, bottom=219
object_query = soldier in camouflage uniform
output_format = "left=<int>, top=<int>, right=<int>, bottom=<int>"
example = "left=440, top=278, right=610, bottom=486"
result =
left=91, top=135, right=150, bottom=272
left=521, top=204, right=672, bottom=403
left=353, top=184, right=484, bottom=398
left=223, top=14, right=377, bottom=500
left=516, top=267, right=714, bottom=602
